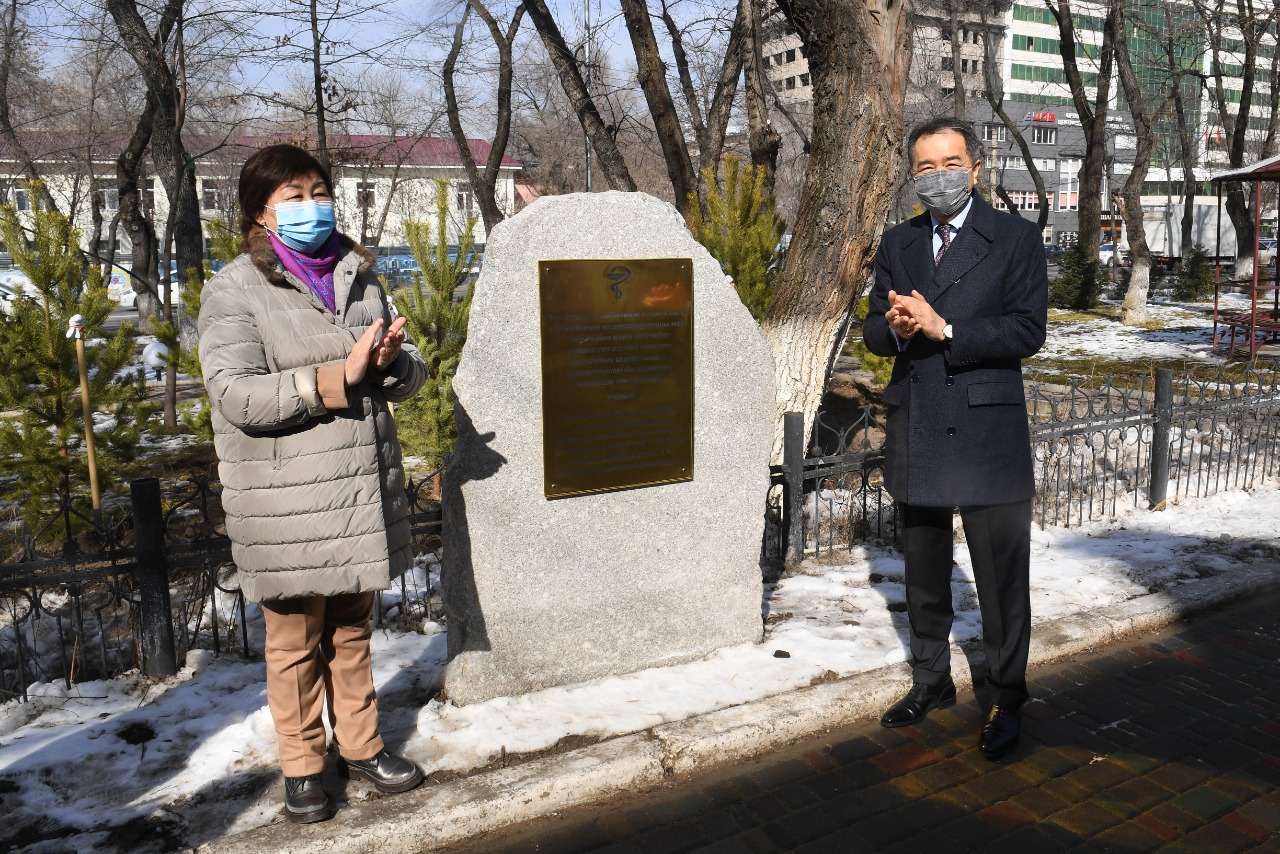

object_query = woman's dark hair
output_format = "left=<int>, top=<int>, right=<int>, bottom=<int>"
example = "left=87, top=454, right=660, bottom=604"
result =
left=238, top=143, right=334, bottom=245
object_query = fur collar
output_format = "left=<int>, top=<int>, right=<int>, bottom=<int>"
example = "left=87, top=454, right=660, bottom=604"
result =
left=243, top=225, right=376, bottom=287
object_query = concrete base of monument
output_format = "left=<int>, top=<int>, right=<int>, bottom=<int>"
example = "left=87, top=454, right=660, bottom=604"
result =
left=194, top=562, right=1280, bottom=854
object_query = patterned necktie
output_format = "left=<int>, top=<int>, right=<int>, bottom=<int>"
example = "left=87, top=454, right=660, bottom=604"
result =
left=935, top=223, right=952, bottom=266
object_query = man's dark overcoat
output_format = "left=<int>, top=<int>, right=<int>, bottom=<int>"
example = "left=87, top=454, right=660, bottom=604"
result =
left=863, top=193, right=1048, bottom=507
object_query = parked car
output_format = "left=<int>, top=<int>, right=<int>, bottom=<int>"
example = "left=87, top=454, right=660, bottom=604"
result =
left=1043, top=243, right=1065, bottom=261
left=116, top=280, right=182, bottom=311
left=1256, top=238, right=1277, bottom=265
left=1098, top=242, right=1130, bottom=266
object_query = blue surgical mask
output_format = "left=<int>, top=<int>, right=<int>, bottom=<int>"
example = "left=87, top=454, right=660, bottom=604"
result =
left=266, top=200, right=336, bottom=253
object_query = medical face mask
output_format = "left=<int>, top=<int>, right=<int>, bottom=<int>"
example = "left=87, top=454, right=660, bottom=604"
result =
left=266, top=199, right=336, bottom=253
left=912, top=168, right=974, bottom=218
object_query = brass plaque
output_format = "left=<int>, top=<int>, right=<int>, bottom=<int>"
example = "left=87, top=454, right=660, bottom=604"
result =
left=540, top=259, right=694, bottom=499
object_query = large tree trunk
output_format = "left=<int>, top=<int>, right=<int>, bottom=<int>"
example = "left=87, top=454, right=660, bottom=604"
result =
left=524, top=0, right=636, bottom=191
left=1111, top=0, right=1163, bottom=326
left=761, top=0, right=912, bottom=459
left=1050, top=0, right=1115, bottom=262
left=107, top=0, right=203, bottom=311
left=117, top=94, right=161, bottom=325
left=310, top=0, right=330, bottom=174
left=742, top=0, right=781, bottom=195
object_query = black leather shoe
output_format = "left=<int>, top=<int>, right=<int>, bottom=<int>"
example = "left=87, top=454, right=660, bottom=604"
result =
left=979, top=704, right=1021, bottom=760
left=880, top=679, right=957, bottom=728
left=283, top=773, right=331, bottom=823
left=341, top=750, right=424, bottom=793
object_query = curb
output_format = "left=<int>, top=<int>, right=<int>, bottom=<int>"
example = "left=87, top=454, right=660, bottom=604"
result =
left=195, top=563, right=1280, bottom=853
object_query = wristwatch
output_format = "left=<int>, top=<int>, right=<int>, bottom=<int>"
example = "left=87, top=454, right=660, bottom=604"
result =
left=943, top=323, right=954, bottom=340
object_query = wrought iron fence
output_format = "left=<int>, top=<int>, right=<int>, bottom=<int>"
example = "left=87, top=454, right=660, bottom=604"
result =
left=772, top=365, right=1280, bottom=565
left=0, top=470, right=442, bottom=702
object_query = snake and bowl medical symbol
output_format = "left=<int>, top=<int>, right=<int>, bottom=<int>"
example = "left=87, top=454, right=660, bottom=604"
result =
left=606, top=265, right=631, bottom=301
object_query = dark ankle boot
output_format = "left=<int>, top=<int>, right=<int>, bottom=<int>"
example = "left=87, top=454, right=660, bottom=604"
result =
left=284, top=773, right=331, bottom=823
left=341, top=750, right=424, bottom=794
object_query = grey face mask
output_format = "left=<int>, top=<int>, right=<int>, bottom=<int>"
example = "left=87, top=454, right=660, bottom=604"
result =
left=912, top=168, right=973, bottom=218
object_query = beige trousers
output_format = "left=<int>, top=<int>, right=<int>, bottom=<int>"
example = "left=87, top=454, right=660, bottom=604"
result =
left=260, top=592, right=385, bottom=777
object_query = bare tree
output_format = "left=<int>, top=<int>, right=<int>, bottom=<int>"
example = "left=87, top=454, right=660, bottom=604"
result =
left=1197, top=0, right=1276, bottom=275
left=0, top=0, right=58, bottom=212
left=743, top=0, right=781, bottom=192
left=443, top=0, right=524, bottom=233
left=523, top=0, right=636, bottom=191
left=1048, top=0, right=1117, bottom=264
left=1110, top=0, right=1171, bottom=325
left=761, top=0, right=912, bottom=455
left=979, top=8, right=1049, bottom=232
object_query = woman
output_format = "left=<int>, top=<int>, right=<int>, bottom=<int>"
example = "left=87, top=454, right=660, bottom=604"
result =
left=198, top=144, right=428, bottom=823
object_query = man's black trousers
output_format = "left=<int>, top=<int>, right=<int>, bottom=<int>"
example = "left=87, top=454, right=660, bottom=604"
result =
left=899, top=499, right=1033, bottom=707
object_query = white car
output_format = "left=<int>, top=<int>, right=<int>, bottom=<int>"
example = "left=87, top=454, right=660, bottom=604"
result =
left=1098, top=243, right=1129, bottom=266
left=117, top=281, right=182, bottom=311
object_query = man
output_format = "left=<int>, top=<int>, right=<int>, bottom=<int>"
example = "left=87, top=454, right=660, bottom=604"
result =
left=862, top=116, right=1047, bottom=760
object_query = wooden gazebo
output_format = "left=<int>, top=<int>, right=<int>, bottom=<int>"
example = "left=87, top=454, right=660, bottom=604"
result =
left=1209, top=155, right=1280, bottom=360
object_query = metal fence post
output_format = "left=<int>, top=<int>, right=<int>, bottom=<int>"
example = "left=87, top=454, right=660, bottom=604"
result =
left=783, top=411, right=805, bottom=567
left=131, top=478, right=177, bottom=677
left=1149, top=368, right=1173, bottom=511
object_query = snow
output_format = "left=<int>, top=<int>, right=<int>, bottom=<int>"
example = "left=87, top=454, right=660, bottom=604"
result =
left=2, top=486, right=1277, bottom=850
left=1040, top=301, right=1222, bottom=364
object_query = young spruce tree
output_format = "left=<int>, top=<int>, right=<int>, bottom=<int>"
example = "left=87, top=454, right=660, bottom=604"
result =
left=0, top=185, right=150, bottom=527
left=688, top=154, right=785, bottom=321
left=392, top=178, right=478, bottom=467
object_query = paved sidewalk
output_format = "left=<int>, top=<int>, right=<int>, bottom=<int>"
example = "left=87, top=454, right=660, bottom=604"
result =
left=452, top=589, right=1280, bottom=853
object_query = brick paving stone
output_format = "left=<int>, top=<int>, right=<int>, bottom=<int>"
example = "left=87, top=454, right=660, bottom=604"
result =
left=975, top=800, right=1038, bottom=833
left=1051, top=800, right=1125, bottom=837
left=1235, top=797, right=1280, bottom=829
left=1132, top=811, right=1181, bottom=842
left=1091, top=820, right=1167, bottom=852
left=871, top=742, right=942, bottom=776
left=635, top=822, right=707, bottom=854
left=1023, top=748, right=1080, bottom=778
left=790, top=826, right=872, bottom=853
left=1010, top=786, right=1070, bottom=819
left=768, top=806, right=840, bottom=845
left=826, top=736, right=882, bottom=766
left=694, top=810, right=742, bottom=841
left=1040, top=774, right=1095, bottom=806
left=1106, top=778, right=1175, bottom=813
left=953, top=767, right=1028, bottom=806
left=1171, top=785, right=1242, bottom=823
left=1220, top=811, right=1274, bottom=843
left=1143, top=759, right=1215, bottom=793
left=1147, top=802, right=1205, bottom=834
left=1061, top=758, right=1135, bottom=792
left=647, top=793, right=713, bottom=825
left=1179, top=821, right=1258, bottom=853
left=1092, top=791, right=1140, bottom=820
left=888, top=774, right=932, bottom=801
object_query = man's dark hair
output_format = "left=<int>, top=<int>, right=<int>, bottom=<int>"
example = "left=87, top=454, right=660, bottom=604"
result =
left=906, top=117, right=984, bottom=168
left=238, top=143, right=334, bottom=245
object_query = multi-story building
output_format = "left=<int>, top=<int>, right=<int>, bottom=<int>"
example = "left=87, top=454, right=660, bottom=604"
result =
left=0, top=132, right=521, bottom=266
left=760, top=1, right=1273, bottom=244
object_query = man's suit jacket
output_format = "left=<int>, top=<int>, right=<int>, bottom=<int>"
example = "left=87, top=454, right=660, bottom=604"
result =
left=863, top=193, right=1048, bottom=507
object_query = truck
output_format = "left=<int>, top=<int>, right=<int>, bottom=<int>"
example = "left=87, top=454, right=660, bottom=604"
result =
left=1142, top=202, right=1238, bottom=267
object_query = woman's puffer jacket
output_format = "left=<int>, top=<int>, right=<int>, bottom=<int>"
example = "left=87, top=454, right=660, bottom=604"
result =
left=198, top=228, right=427, bottom=602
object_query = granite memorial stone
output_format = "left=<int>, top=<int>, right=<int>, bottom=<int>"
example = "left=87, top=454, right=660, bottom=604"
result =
left=442, top=191, right=775, bottom=704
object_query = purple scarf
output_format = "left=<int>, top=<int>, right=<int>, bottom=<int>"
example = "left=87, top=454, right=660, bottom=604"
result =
left=270, top=231, right=341, bottom=313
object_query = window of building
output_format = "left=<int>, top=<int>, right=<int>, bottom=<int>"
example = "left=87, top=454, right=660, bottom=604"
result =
left=94, top=238, right=121, bottom=253
left=960, top=58, right=968, bottom=73
left=785, top=48, right=795, bottom=63
left=773, top=52, right=783, bottom=65
left=12, top=186, right=29, bottom=211
left=457, top=188, right=476, bottom=216
left=799, top=45, right=807, bottom=58
left=785, top=76, right=796, bottom=90
left=98, top=188, right=119, bottom=212
left=800, top=73, right=810, bottom=86
left=356, top=180, right=376, bottom=209
left=1032, top=126, right=1057, bottom=145
left=983, top=124, right=1007, bottom=142
left=1058, top=190, right=1079, bottom=211
left=762, top=55, right=770, bottom=67
left=942, top=56, right=954, bottom=72
left=201, top=179, right=231, bottom=211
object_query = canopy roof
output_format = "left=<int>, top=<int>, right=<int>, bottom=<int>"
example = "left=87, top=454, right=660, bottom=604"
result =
left=1210, top=153, right=1280, bottom=182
